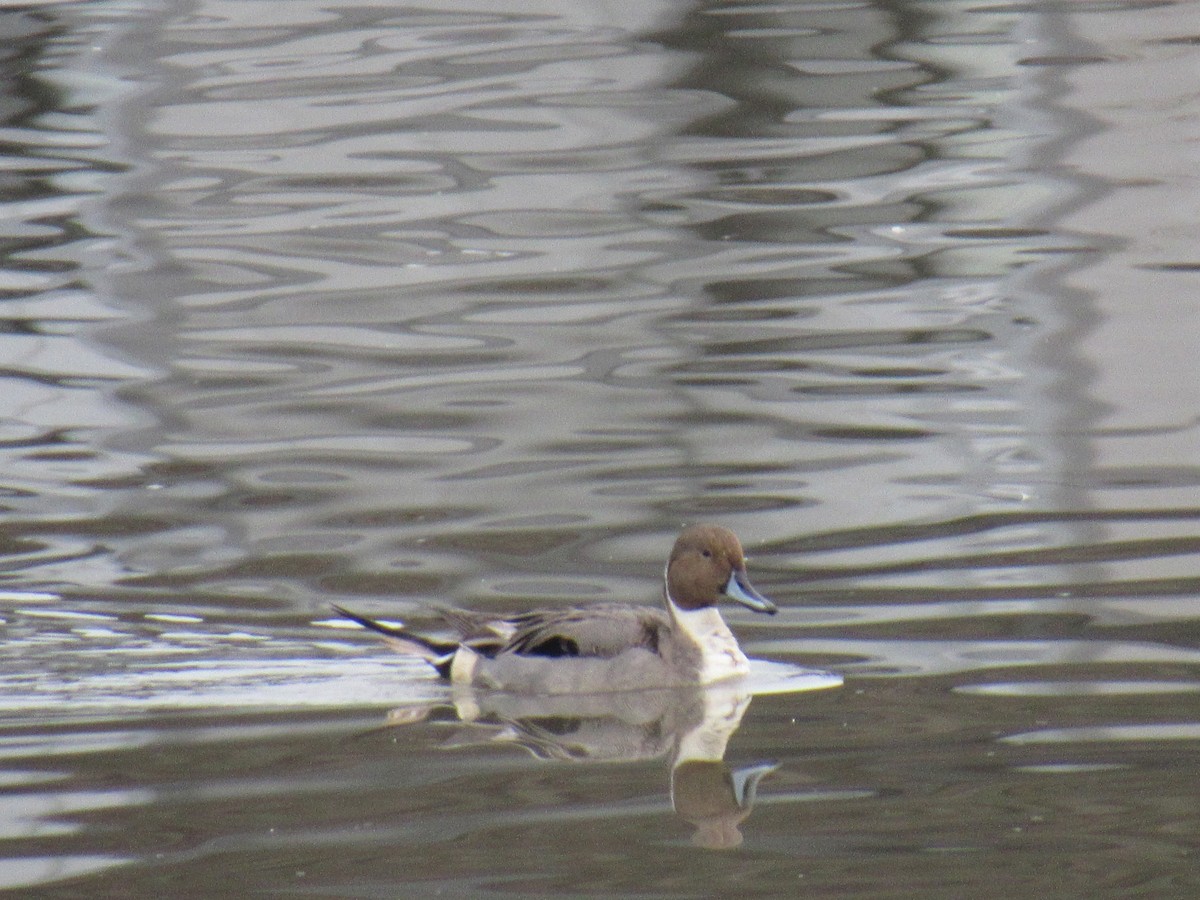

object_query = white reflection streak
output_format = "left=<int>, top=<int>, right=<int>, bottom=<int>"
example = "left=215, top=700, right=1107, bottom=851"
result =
left=755, top=637, right=1200, bottom=677
left=159, top=434, right=481, bottom=457
left=183, top=325, right=486, bottom=351
left=1002, top=724, right=1200, bottom=745
left=0, top=856, right=133, bottom=893
left=309, top=363, right=585, bottom=398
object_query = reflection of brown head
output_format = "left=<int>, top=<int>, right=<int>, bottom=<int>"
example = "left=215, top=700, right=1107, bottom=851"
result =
left=672, top=759, right=777, bottom=850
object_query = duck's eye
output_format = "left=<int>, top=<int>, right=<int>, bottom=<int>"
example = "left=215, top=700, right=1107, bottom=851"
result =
left=701, top=549, right=712, bottom=558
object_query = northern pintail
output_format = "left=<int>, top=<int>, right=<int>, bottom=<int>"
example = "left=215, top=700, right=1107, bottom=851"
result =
left=334, top=524, right=778, bottom=694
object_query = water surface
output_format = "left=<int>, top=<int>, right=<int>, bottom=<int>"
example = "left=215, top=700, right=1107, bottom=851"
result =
left=2, top=0, right=1199, bottom=895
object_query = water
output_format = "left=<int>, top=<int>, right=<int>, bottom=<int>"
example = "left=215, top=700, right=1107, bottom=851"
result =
left=2, top=0, right=1199, bottom=894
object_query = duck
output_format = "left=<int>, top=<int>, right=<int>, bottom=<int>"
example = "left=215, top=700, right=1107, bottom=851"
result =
left=333, top=523, right=778, bottom=695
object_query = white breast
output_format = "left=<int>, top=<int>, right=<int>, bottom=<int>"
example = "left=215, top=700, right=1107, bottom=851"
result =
left=669, top=604, right=752, bottom=684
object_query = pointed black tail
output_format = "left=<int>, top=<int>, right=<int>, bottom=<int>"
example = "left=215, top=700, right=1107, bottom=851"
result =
left=332, top=605, right=457, bottom=679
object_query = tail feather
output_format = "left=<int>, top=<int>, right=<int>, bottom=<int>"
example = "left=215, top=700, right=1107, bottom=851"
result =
left=332, top=605, right=457, bottom=679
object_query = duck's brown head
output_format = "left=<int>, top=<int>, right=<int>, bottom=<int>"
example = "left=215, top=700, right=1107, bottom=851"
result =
left=664, top=524, right=777, bottom=615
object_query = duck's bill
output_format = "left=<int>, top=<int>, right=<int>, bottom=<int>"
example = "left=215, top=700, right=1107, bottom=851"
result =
left=725, top=570, right=778, bottom=614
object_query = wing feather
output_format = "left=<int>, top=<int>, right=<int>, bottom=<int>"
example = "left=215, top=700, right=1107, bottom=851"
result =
left=503, top=604, right=668, bottom=659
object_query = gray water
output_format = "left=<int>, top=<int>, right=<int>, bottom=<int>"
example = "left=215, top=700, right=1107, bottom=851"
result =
left=2, top=0, right=1199, bottom=895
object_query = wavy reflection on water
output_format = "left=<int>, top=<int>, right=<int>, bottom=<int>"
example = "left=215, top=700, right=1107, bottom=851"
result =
left=0, top=0, right=1198, bottom=895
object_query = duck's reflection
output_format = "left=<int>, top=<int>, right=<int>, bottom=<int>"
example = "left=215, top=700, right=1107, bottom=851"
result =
left=673, top=759, right=778, bottom=850
left=386, top=682, right=781, bottom=849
